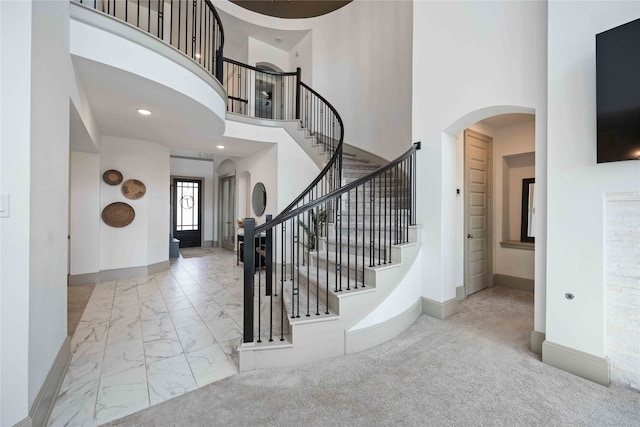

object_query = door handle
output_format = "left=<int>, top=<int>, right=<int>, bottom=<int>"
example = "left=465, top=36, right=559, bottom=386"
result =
left=467, top=233, right=474, bottom=239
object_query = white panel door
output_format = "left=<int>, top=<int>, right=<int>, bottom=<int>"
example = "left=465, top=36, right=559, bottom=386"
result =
left=464, top=130, right=492, bottom=296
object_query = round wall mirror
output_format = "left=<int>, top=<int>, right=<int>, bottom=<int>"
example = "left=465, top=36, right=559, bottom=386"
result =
left=252, top=182, right=267, bottom=216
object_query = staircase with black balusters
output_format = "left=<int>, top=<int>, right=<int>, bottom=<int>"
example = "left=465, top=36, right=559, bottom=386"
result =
left=239, top=143, right=421, bottom=371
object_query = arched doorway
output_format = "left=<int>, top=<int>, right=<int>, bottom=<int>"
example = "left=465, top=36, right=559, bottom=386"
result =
left=218, top=159, right=237, bottom=251
left=442, top=105, right=544, bottom=353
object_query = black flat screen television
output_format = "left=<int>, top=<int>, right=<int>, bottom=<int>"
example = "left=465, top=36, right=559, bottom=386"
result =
left=596, top=17, right=640, bottom=163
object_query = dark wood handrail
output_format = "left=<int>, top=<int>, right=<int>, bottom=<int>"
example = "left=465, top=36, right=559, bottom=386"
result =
left=274, top=82, right=345, bottom=216
left=223, top=57, right=298, bottom=76
left=256, top=142, right=420, bottom=234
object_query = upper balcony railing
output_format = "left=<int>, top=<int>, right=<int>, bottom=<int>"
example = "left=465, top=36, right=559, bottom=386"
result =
left=223, top=59, right=299, bottom=120
left=223, top=58, right=345, bottom=216
left=74, top=0, right=225, bottom=82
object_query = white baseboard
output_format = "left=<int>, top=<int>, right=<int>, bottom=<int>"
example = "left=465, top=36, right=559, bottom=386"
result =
left=68, top=272, right=100, bottom=286
left=531, top=330, right=545, bottom=355
left=14, top=417, right=32, bottom=427
left=29, top=336, right=71, bottom=427
left=493, top=274, right=534, bottom=292
left=542, top=340, right=609, bottom=386
left=422, top=296, right=459, bottom=319
left=456, top=285, right=465, bottom=301
left=345, top=300, right=422, bottom=354
left=69, top=260, right=170, bottom=285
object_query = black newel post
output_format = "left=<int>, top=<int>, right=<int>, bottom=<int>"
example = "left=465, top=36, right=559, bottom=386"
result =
left=243, top=218, right=255, bottom=343
left=295, top=67, right=302, bottom=120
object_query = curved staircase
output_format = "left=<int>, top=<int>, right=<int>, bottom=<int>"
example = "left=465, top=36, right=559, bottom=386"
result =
left=239, top=142, right=421, bottom=371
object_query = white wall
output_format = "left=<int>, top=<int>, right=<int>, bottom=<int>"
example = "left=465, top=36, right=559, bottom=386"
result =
left=309, top=1, right=413, bottom=160
left=235, top=146, right=278, bottom=224
left=289, top=32, right=312, bottom=84
left=70, top=151, right=101, bottom=275
left=216, top=0, right=413, bottom=160
left=0, top=2, right=33, bottom=424
left=70, top=11, right=226, bottom=124
left=412, top=1, right=548, bottom=337
left=494, top=121, right=535, bottom=280
left=223, top=120, right=320, bottom=218
left=546, top=1, right=640, bottom=357
left=100, top=137, right=170, bottom=270
left=170, top=158, right=215, bottom=244
left=28, top=0, right=72, bottom=410
left=248, top=37, right=288, bottom=71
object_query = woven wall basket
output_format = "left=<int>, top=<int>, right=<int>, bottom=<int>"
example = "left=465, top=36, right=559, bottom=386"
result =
left=102, top=169, right=123, bottom=185
left=121, top=179, right=146, bottom=200
left=101, top=202, right=135, bottom=227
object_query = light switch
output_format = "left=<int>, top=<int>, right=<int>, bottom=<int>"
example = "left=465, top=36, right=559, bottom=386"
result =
left=0, top=194, right=9, bottom=218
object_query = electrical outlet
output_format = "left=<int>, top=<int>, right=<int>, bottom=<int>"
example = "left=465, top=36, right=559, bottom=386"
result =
left=0, top=194, right=9, bottom=218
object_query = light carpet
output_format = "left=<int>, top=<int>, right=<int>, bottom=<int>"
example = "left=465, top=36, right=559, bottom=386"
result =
left=107, top=287, right=640, bottom=426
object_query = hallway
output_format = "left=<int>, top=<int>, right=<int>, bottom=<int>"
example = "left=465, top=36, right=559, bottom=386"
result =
left=50, top=248, right=242, bottom=426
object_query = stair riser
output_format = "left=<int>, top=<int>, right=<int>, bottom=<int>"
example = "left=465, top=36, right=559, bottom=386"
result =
left=320, top=240, right=389, bottom=261
left=308, top=255, right=366, bottom=283
left=287, top=274, right=340, bottom=315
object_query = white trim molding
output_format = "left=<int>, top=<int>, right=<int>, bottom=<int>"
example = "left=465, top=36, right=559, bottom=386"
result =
left=530, top=330, right=545, bottom=355
left=345, top=300, right=422, bottom=354
left=29, top=336, right=71, bottom=427
left=69, top=260, right=170, bottom=285
left=422, top=297, right=459, bottom=320
left=493, top=274, right=534, bottom=292
left=542, top=340, right=609, bottom=386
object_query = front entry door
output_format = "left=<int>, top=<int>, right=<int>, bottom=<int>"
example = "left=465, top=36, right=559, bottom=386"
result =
left=464, top=130, right=492, bottom=296
left=220, top=174, right=236, bottom=251
left=173, top=178, right=202, bottom=248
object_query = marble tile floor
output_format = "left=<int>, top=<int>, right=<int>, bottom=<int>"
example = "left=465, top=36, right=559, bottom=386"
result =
left=49, top=248, right=243, bottom=426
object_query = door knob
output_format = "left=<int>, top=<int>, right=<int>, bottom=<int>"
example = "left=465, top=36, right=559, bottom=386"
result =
left=467, top=233, right=474, bottom=239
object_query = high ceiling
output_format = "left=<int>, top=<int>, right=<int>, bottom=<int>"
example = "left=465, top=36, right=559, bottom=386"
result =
left=230, top=0, right=351, bottom=19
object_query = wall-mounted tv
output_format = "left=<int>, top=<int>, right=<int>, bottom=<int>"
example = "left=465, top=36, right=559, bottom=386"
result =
left=596, top=17, right=640, bottom=163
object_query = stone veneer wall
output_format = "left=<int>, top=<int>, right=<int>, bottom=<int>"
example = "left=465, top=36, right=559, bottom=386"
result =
left=606, top=192, right=640, bottom=390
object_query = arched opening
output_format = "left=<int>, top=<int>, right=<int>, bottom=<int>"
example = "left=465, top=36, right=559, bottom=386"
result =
left=254, top=63, right=284, bottom=120
left=217, top=159, right=237, bottom=251
left=442, top=105, right=543, bottom=353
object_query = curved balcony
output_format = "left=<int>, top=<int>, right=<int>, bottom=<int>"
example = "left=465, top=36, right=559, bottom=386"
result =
left=70, top=0, right=227, bottom=149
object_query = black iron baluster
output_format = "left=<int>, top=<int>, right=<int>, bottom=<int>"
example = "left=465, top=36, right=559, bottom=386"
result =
left=346, top=190, right=351, bottom=290
left=377, top=176, right=382, bottom=265
left=337, top=194, right=342, bottom=292
left=280, top=221, right=286, bottom=340
left=306, top=209, right=310, bottom=317
left=362, top=182, right=366, bottom=286
left=389, top=165, right=393, bottom=263
left=355, top=185, right=359, bottom=289
left=177, top=0, right=181, bottom=51
left=369, top=178, right=374, bottom=267
left=257, top=227, right=262, bottom=343
left=315, top=204, right=320, bottom=315
left=290, top=217, right=295, bottom=318
left=395, top=164, right=399, bottom=245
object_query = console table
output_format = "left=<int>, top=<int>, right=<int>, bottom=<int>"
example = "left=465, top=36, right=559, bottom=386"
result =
left=237, top=232, right=266, bottom=269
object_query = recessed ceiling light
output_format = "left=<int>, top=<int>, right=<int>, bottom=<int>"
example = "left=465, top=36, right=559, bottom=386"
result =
left=137, top=109, right=151, bottom=116
left=195, top=53, right=201, bottom=59
left=216, top=145, right=225, bottom=149
left=275, top=37, right=282, bottom=43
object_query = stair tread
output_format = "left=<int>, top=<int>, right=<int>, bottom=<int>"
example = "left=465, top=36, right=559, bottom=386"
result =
left=309, top=249, right=398, bottom=269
